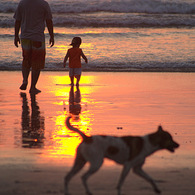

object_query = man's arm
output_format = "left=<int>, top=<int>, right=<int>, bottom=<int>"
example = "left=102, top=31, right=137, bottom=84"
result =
left=46, top=19, right=54, bottom=47
left=14, top=20, right=21, bottom=47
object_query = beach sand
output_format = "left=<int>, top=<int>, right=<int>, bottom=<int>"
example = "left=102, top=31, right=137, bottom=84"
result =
left=0, top=71, right=195, bottom=195
left=0, top=162, right=195, bottom=195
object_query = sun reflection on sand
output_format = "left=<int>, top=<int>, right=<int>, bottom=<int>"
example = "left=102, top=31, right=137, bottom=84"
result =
left=48, top=114, right=93, bottom=158
left=42, top=75, right=97, bottom=159
left=0, top=72, right=195, bottom=169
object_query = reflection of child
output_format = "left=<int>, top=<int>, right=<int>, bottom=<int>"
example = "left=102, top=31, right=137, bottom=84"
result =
left=63, top=37, right=88, bottom=86
left=69, top=86, right=81, bottom=117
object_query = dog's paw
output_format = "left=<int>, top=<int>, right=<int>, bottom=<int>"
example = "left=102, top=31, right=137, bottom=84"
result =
left=64, top=190, right=71, bottom=195
left=154, top=188, right=161, bottom=194
left=116, top=187, right=122, bottom=195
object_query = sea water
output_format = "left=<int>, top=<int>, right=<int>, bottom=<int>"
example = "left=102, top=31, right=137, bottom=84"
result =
left=0, top=0, right=195, bottom=71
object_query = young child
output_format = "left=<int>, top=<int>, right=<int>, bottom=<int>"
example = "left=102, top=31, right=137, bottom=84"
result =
left=63, top=37, right=88, bottom=86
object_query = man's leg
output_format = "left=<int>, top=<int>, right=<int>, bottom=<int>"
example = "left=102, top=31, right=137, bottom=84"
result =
left=20, top=66, right=30, bottom=90
left=29, top=41, right=45, bottom=94
left=20, top=39, right=31, bottom=90
left=29, top=69, right=41, bottom=93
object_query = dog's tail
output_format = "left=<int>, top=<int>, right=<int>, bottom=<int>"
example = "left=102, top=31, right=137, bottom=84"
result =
left=66, top=116, right=92, bottom=143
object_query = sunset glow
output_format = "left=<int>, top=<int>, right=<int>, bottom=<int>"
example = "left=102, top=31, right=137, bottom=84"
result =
left=41, top=74, right=97, bottom=159
left=0, top=71, right=195, bottom=169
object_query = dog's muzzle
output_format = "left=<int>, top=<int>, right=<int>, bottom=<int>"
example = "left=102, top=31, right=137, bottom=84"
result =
left=168, top=141, right=179, bottom=152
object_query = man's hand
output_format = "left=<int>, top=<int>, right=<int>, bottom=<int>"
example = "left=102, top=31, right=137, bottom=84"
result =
left=14, top=20, right=21, bottom=47
left=46, top=19, right=54, bottom=47
left=49, top=37, right=54, bottom=47
left=14, top=36, right=20, bottom=47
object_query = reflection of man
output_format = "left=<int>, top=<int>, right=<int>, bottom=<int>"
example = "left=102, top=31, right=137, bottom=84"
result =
left=20, top=93, right=45, bottom=147
left=69, top=86, right=81, bottom=118
left=14, top=0, right=54, bottom=94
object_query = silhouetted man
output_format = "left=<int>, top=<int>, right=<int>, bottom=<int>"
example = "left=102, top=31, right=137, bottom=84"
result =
left=14, top=0, right=54, bottom=94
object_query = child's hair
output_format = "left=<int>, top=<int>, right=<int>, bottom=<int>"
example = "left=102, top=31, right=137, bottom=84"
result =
left=70, top=37, right=82, bottom=46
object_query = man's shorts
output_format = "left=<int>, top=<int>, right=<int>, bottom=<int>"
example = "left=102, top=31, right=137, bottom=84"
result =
left=21, top=39, right=46, bottom=70
left=69, top=68, right=82, bottom=77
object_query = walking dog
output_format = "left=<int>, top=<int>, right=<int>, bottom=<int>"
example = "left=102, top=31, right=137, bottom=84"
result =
left=64, top=116, right=179, bottom=195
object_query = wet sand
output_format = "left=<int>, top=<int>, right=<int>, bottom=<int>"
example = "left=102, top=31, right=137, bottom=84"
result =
left=0, top=71, right=195, bottom=195
left=0, top=162, right=195, bottom=195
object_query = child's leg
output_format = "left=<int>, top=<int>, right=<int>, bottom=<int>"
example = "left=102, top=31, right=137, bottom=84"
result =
left=70, top=76, right=74, bottom=86
left=69, top=68, right=74, bottom=85
left=75, top=68, right=82, bottom=86
left=75, top=75, right=81, bottom=86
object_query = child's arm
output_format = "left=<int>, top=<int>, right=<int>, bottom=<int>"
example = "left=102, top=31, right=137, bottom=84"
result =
left=81, top=50, right=88, bottom=64
left=63, top=51, right=69, bottom=67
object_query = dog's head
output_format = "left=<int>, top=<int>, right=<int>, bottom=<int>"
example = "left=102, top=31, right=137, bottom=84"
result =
left=150, top=126, right=179, bottom=152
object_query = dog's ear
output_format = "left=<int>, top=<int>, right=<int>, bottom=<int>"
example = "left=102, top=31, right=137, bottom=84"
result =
left=157, top=125, right=163, bottom=132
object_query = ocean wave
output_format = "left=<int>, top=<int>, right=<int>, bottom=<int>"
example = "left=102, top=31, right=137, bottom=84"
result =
left=1, top=12, right=194, bottom=28
left=50, top=0, right=195, bottom=14
left=52, top=13, right=195, bottom=28
left=0, top=0, right=194, bottom=14
left=1, top=60, right=194, bottom=72
left=1, top=0, right=194, bottom=28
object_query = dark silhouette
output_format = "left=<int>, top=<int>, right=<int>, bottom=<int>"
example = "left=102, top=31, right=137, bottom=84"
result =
left=20, top=93, right=45, bottom=147
left=14, top=0, right=54, bottom=94
left=63, top=37, right=88, bottom=86
left=69, top=86, right=81, bottom=119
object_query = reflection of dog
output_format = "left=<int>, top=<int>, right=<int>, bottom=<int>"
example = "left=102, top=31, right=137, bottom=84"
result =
left=65, top=116, right=179, bottom=195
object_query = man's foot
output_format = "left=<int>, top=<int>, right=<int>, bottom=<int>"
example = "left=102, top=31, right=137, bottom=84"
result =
left=20, top=83, right=27, bottom=90
left=29, top=88, right=41, bottom=94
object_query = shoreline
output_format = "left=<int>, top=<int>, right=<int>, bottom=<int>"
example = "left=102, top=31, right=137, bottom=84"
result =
left=0, top=67, right=195, bottom=72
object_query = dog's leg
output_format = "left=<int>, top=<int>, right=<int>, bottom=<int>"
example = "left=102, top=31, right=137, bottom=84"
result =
left=81, top=159, right=103, bottom=195
left=64, top=147, right=86, bottom=195
left=133, top=166, right=161, bottom=194
left=116, top=162, right=131, bottom=195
